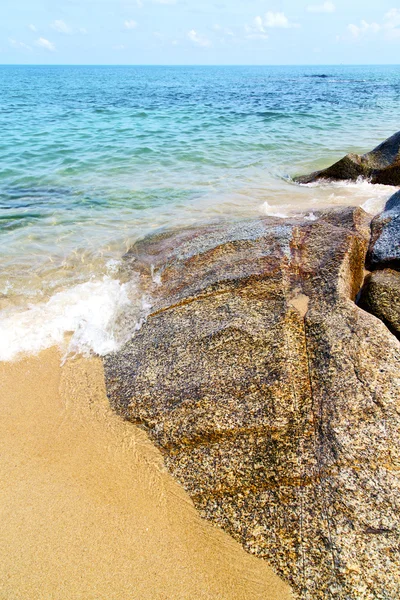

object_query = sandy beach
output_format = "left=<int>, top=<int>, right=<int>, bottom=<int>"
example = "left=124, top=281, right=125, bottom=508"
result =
left=2, top=58, right=399, bottom=600
left=0, top=349, right=292, bottom=599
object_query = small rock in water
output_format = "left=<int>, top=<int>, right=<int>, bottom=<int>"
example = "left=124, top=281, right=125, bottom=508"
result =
left=295, top=131, right=400, bottom=186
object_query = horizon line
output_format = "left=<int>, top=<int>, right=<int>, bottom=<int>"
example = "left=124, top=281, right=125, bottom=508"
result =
left=1, top=62, right=400, bottom=67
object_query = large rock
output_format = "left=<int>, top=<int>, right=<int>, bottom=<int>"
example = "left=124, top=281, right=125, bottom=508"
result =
left=104, top=207, right=400, bottom=600
left=383, top=189, right=400, bottom=212
left=358, top=269, right=400, bottom=339
left=295, top=131, right=400, bottom=185
left=367, top=190, right=400, bottom=270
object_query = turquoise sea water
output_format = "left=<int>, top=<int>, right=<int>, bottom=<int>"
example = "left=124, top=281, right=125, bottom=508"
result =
left=1, top=65, right=399, bottom=358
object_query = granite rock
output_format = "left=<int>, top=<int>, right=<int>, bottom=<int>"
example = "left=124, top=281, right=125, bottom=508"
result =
left=367, top=190, right=400, bottom=271
left=104, top=207, right=400, bottom=600
left=383, top=189, right=400, bottom=212
left=358, top=269, right=400, bottom=339
left=295, top=131, right=400, bottom=185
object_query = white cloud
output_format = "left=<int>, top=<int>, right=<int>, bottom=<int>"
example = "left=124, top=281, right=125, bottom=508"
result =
left=254, top=16, right=265, bottom=32
left=263, top=11, right=299, bottom=28
left=51, top=20, right=72, bottom=34
left=245, top=11, right=298, bottom=37
left=385, top=7, right=400, bottom=24
left=124, top=19, right=138, bottom=29
left=384, top=8, right=400, bottom=37
left=307, top=2, right=335, bottom=13
left=35, top=37, right=55, bottom=51
left=347, top=9, right=400, bottom=40
left=245, top=16, right=268, bottom=39
left=9, top=38, right=32, bottom=51
left=348, top=20, right=380, bottom=38
left=347, top=24, right=360, bottom=37
left=28, top=24, right=37, bottom=32
left=187, top=29, right=211, bottom=47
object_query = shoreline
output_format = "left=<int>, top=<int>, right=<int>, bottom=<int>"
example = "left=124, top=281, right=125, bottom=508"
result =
left=0, top=348, right=292, bottom=599
left=0, top=186, right=394, bottom=363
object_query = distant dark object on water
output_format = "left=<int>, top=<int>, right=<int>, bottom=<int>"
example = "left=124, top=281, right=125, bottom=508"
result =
left=294, top=131, right=400, bottom=186
left=306, top=74, right=331, bottom=78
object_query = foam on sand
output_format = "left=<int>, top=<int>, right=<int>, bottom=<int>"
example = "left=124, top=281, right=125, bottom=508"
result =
left=0, top=276, right=146, bottom=362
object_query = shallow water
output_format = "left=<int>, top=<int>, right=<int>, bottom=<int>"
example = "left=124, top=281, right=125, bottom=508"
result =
left=1, top=65, right=399, bottom=359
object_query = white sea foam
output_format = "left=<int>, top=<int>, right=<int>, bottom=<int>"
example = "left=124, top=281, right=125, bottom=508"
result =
left=150, top=264, right=162, bottom=286
left=304, top=212, right=318, bottom=221
left=305, top=178, right=395, bottom=211
left=262, top=201, right=290, bottom=218
left=360, top=195, right=388, bottom=215
left=0, top=276, right=147, bottom=362
left=105, top=258, right=122, bottom=275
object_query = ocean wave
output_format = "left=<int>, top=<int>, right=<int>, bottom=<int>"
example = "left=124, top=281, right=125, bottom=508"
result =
left=0, top=276, right=148, bottom=362
left=261, top=201, right=290, bottom=218
left=298, top=178, right=395, bottom=214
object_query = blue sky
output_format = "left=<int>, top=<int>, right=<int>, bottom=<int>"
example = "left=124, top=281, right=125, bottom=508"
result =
left=2, top=1, right=400, bottom=64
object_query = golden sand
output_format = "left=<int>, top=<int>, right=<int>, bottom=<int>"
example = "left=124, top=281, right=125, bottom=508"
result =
left=0, top=349, right=292, bottom=600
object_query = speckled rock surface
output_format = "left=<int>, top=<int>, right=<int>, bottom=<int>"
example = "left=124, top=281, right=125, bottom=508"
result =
left=366, top=192, right=400, bottom=271
left=295, top=131, right=400, bottom=185
left=358, top=269, right=400, bottom=339
left=367, top=190, right=400, bottom=271
left=104, top=207, right=400, bottom=600
left=383, top=189, right=400, bottom=212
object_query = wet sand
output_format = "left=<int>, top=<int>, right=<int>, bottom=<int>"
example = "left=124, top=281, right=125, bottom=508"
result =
left=0, top=349, right=292, bottom=600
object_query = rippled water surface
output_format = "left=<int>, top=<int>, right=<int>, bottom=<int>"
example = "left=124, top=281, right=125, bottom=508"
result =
left=1, top=65, right=399, bottom=358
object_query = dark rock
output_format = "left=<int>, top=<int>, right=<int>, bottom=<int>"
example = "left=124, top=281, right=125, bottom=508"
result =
left=295, top=131, right=400, bottom=185
left=104, top=207, right=400, bottom=600
left=367, top=190, right=400, bottom=271
left=384, top=189, right=400, bottom=212
left=358, top=269, right=400, bottom=339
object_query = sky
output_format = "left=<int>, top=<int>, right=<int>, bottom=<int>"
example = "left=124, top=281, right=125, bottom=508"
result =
left=1, top=1, right=400, bottom=65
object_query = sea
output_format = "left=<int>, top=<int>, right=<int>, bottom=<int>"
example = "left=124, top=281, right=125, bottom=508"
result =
left=1, top=64, right=399, bottom=360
